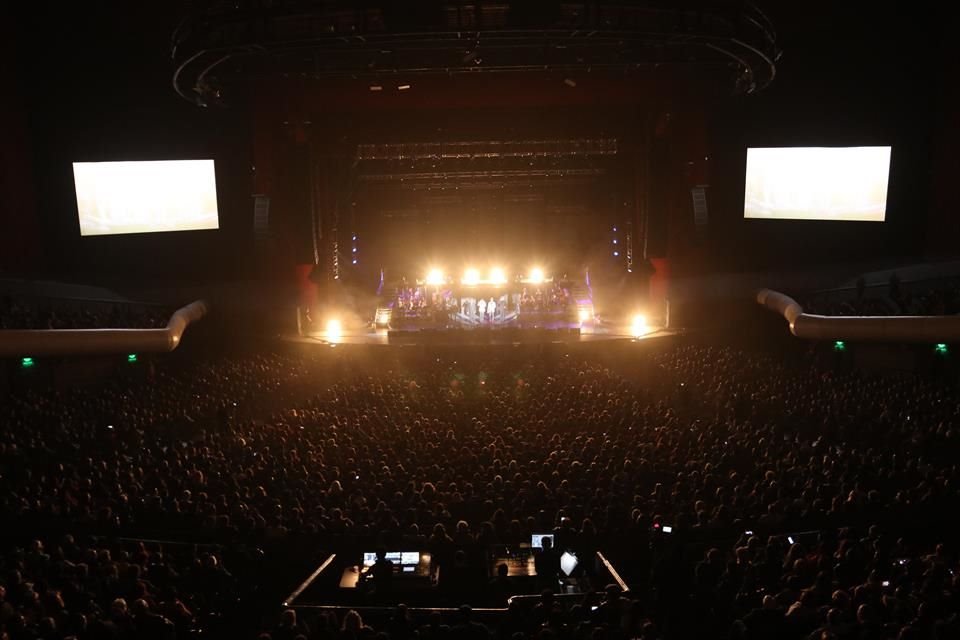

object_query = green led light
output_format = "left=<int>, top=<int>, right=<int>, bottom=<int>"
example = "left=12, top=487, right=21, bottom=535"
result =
left=127, top=353, right=138, bottom=363
left=935, top=343, right=948, bottom=355
left=833, top=341, right=846, bottom=352
left=21, top=357, right=34, bottom=368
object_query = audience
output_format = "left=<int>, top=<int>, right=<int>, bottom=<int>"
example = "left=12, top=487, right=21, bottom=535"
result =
left=0, top=296, right=172, bottom=330
left=1, top=343, right=959, bottom=639
left=804, top=276, right=960, bottom=317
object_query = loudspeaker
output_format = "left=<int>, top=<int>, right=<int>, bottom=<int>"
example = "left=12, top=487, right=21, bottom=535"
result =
left=253, top=195, right=271, bottom=241
left=691, top=186, right=709, bottom=227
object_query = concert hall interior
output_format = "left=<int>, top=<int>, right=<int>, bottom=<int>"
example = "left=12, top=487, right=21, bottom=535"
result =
left=2, top=2, right=960, bottom=640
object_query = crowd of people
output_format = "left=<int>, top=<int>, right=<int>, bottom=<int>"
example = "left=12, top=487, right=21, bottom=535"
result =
left=1, top=341, right=959, bottom=639
left=394, top=287, right=446, bottom=319
left=518, top=284, right=572, bottom=314
left=0, top=297, right=172, bottom=330
left=804, top=275, right=960, bottom=317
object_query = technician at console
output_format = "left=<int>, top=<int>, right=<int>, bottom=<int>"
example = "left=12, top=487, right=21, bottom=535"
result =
left=534, top=536, right=560, bottom=587
left=370, top=547, right=395, bottom=597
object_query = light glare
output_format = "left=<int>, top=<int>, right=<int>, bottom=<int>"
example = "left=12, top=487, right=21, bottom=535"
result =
left=529, top=267, right=545, bottom=284
left=326, top=319, right=342, bottom=339
left=426, top=268, right=445, bottom=286
left=631, top=314, right=647, bottom=337
left=463, top=268, right=481, bottom=285
left=490, top=267, right=507, bottom=284
left=744, top=147, right=891, bottom=221
left=73, top=160, right=219, bottom=236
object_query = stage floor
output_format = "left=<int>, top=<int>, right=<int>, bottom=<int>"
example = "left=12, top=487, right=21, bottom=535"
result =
left=283, top=321, right=681, bottom=347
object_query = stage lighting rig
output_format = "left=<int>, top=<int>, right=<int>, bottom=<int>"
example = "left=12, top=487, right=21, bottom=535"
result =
left=172, top=4, right=779, bottom=106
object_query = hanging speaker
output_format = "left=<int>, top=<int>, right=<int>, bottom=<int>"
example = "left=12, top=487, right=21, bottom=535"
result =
left=253, top=194, right=271, bottom=243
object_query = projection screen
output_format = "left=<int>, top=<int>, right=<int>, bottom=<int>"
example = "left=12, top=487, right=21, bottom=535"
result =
left=74, top=160, right=219, bottom=236
left=744, top=146, right=891, bottom=221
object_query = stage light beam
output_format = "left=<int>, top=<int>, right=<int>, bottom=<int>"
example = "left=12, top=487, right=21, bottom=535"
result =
left=529, top=267, right=545, bottom=284
left=463, top=268, right=481, bottom=285
left=326, top=319, right=342, bottom=339
left=631, top=314, right=647, bottom=337
left=490, top=267, right=507, bottom=285
left=426, top=268, right=445, bottom=286
left=578, top=308, right=591, bottom=324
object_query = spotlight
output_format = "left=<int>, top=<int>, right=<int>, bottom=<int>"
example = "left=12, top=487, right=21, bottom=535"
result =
left=528, top=267, right=545, bottom=284
left=426, top=268, right=445, bottom=286
left=398, top=84, right=411, bottom=91
left=631, top=314, right=647, bottom=337
left=463, top=268, right=480, bottom=285
left=326, top=319, right=342, bottom=339
left=490, top=267, right=507, bottom=285
left=578, top=308, right=591, bottom=324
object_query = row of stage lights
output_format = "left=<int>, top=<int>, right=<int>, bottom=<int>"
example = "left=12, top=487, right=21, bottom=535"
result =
left=424, top=267, right=547, bottom=287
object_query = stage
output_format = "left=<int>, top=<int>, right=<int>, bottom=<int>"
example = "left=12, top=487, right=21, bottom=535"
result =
left=284, top=319, right=681, bottom=347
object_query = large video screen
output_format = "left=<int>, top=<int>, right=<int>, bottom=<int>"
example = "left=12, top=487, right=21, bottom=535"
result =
left=73, top=160, right=219, bottom=236
left=744, top=146, right=891, bottom=221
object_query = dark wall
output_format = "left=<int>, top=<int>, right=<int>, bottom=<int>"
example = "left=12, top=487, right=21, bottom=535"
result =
left=925, top=23, right=960, bottom=258
left=700, top=3, right=946, bottom=272
left=5, top=0, right=954, bottom=289
left=0, top=6, right=42, bottom=273
left=9, top=2, right=255, bottom=285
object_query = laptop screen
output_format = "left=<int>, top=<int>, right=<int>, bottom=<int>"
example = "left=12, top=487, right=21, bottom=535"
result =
left=531, top=533, right=554, bottom=549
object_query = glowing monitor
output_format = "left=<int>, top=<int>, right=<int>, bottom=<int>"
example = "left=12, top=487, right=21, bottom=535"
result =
left=400, top=552, right=420, bottom=566
left=744, top=146, right=891, bottom=221
left=73, top=160, right=219, bottom=236
left=531, top=533, right=554, bottom=549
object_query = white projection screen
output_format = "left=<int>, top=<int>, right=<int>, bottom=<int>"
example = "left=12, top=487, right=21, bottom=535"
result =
left=744, top=146, right=891, bottom=221
left=73, top=160, right=219, bottom=236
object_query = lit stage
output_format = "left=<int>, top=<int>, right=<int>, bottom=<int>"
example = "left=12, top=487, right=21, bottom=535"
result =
left=284, top=320, right=680, bottom=347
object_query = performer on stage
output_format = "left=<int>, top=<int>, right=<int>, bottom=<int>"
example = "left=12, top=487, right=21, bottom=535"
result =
left=478, top=298, right=486, bottom=320
left=488, top=297, right=497, bottom=322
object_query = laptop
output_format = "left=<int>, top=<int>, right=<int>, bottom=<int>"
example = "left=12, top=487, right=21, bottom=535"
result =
left=531, top=533, right=554, bottom=549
